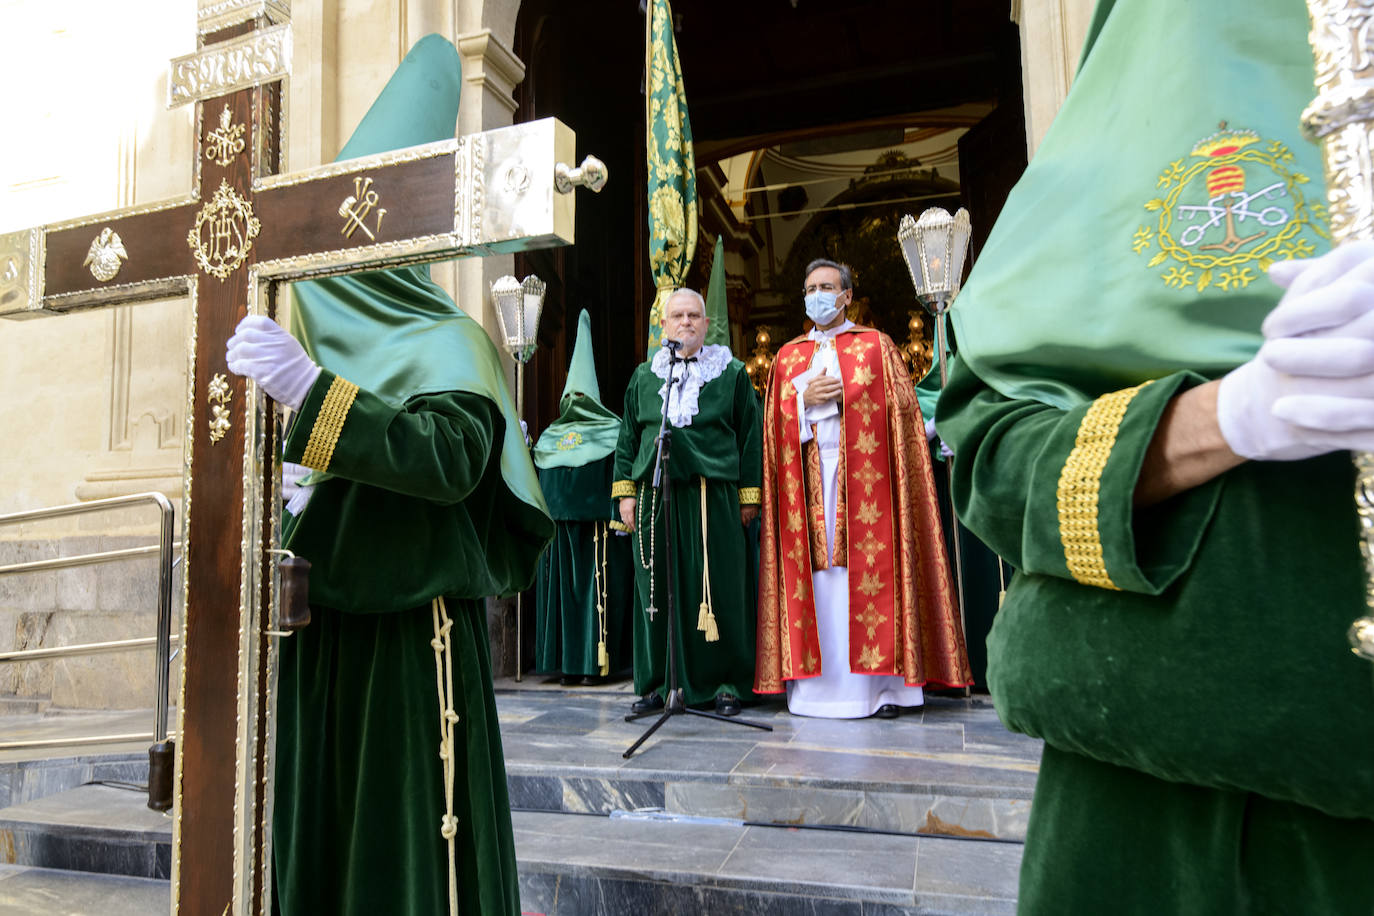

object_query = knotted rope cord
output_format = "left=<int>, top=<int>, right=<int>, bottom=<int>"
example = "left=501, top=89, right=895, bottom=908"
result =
left=697, top=478, right=719, bottom=642
left=430, top=597, right=461, bottom=916
left=594, top=522, right=609, bottom=674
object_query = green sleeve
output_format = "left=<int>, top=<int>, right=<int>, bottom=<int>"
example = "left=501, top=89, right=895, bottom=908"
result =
left=915, top=364, right=941, bottom=421
left=735, top=367, right=763, bottom=500
left=612, top=370, right=643, bottom=496
left=937, top=356, right=1225, bottom=596
left=285, top=369, right=495, bottom=505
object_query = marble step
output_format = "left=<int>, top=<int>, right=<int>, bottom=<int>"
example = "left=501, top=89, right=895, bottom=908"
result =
left=0, top=784, right=171, bottom=880
left=0, top=787, right=1019, bottom=915
left=500, top=691, right=1040, bottom=842
left=514, top=809, right=1021, bottom=916
left=0, top=754, right=149, bottom=814
left=0, top=863, right=170, bottom=915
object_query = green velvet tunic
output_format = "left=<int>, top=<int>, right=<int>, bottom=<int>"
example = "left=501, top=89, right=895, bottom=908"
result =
left=938, top=360, right=1374, bottom=913
left=535, top=457, right=634, bottom=677
left=614, top=358, right=763, bottom=705
left=275, top=371, right=533, bottom=916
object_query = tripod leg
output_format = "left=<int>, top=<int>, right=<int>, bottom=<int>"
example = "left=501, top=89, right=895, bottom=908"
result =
left=623, top=707, right=675, bottom=758
left=683, top=706, right=773, bottom=731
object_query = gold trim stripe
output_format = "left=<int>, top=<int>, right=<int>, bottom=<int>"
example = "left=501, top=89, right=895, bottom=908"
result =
left=300, top=377, right=359, bottom=472
left=1056, top=381, right=1152, bottom=590
left=608, top=520, right=633, bottom=533
left=611, top=480, right=636, bottom=499
left=738, top=486, right=762, bottom=505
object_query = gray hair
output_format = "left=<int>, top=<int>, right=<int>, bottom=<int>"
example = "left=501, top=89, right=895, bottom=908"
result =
left=666, top=288, right=706, bottom=312
left=803, top=258, right=853, bottom=292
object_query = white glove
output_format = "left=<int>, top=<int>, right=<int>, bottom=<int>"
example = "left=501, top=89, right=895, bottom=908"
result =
left=939, top=439, right=954, bottom=459
left=1217, top=242, right=1374, bottom=461
left=282, top=461, right=315, bottom=515
left=924, top=417, right=938, bottom=441
left=520, top=419, right=531, bottom=446
left=225, top=315, right=321, bottom=412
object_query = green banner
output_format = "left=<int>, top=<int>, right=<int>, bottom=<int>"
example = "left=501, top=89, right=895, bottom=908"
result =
left=645, top=0, right=697, bottom=350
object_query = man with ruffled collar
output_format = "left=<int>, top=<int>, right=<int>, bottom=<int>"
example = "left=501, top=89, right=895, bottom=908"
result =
left=755, top=259, right=971, bottom=718
left=613, top=288, right=763, bottom=717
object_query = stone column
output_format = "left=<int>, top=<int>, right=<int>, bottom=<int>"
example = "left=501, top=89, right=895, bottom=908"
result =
left=1010, top=0, right=1097, bottom=158
left=451, top=28, right=527, bottom=346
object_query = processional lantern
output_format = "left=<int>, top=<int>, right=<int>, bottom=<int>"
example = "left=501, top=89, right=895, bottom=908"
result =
left=896, top=205, right=975, bottom=647
left=490, top=273, right=547, bottom=682
left=491, top=273, right=547, bottom=365
left=897, top=206, right=973, bottom=314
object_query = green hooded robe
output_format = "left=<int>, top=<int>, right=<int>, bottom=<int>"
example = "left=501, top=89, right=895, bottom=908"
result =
left=532, top=310, right=634, bottom=679
left=272, top=35, right=552, bottom=916
left=937, top=1, right=1374, bottom=912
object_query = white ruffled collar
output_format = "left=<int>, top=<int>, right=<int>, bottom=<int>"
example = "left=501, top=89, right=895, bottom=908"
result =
left=651, top=343, right=732, bottom=428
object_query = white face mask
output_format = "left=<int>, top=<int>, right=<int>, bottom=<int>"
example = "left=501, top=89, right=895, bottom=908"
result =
left=805, top=290, right=844, bottom=326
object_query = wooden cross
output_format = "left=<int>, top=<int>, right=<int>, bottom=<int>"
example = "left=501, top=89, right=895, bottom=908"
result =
left=0, top=5, right=601, bottom=913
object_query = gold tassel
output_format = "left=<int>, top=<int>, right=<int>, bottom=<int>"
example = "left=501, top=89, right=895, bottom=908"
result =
left=598, top=638, right=609, bottom=672
left=697, top=478, right=719, bottom=642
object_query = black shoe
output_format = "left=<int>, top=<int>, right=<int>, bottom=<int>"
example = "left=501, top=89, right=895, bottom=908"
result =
left=715, top=693, right=742, bottom=717
left=559, top=674, right=578, bottom=686
left=580, top=675, right=604, bottom=687
left=631, top=692, right=665, bottom=714
left=873, top=704, right=901, bottom=719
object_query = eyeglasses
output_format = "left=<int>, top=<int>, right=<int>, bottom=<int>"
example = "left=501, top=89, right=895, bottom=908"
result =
left=803, top=283, right=842, bottom=295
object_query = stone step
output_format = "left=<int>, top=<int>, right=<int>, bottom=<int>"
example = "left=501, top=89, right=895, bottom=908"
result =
left=515, top=809, right=1020, bottom=916
left=0, top=863, right=170, bottom=915
left=0, top=787, right=1019, bottom=915
left=0, top=691, right=1041, bottom=843
left=0, top=784, right=171, bottom=879
left=0, top=708, right=154, bottom=812
left=499, top=689, right=1040, bottom=841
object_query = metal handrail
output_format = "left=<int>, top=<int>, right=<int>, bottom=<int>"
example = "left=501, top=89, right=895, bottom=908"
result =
left=0, top=492, right=177, bottom=755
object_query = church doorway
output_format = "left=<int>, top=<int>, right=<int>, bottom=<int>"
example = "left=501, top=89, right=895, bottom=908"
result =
left=512, top=0, right=1026, bottom=676
left=515, top=0, right=1025, bottom=413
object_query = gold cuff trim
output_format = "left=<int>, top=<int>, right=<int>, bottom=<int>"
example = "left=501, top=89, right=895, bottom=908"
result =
left=1055, top=381, right=1152, bottom=590
left=608, top=520, right=633, bottom=533
left=738, top=486, right=762, bottom=505
left=299, top=376, right=359, bottom=472
left=611, top=480, right=636, bottom=499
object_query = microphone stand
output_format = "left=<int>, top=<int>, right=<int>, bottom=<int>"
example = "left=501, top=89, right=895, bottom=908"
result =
left=624, top=341, right=772, bottom=758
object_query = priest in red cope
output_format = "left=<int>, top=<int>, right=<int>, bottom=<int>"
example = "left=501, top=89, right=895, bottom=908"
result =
left=755, top=259, right=971, bottom=717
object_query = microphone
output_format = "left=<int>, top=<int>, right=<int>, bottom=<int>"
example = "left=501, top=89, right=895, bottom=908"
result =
left=663, top=338, right=683, bottom=351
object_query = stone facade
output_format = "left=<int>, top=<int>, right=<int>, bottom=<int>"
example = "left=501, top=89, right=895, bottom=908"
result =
left=1012, top=0, right=1097, bottom=158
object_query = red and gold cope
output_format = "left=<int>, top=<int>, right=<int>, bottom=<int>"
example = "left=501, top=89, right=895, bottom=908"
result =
left=755, top=327, right=971, bottom=694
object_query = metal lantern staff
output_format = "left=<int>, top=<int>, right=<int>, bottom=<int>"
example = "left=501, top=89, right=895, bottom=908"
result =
left=897, top=206, right=973, bottom=638
left=491, top=273, right=548, bottom=680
